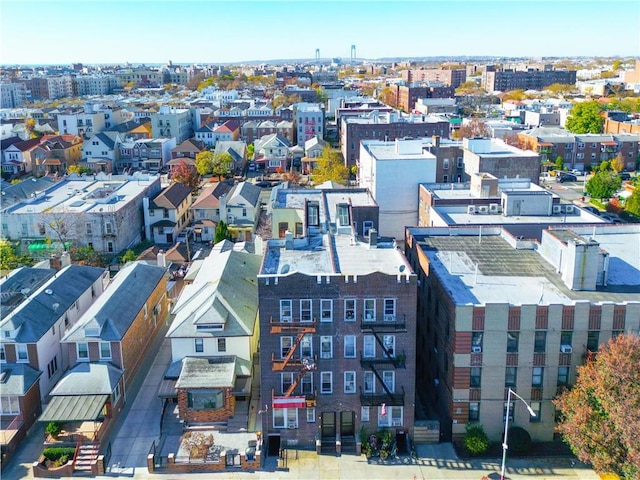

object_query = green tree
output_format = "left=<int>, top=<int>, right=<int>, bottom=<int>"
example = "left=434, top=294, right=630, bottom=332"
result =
left=311, top=146, right=349, bottom=185
left=624, top=186, right=640, bottom=217
left=120, top=249, right=137, bottom=264
left=69, top=246, right=106, bottom=267
left=599, top=160, right=611, bottom=172
left=463, top=424, right=489, bottom=455
left=565, top=101, right=605, bottom=134
left=554, top=156, right=565, bottom=171
left=554, top=335, right=640, bottom=479
left=247, top=143, right=255, bottom=160
left=586, top=171, right=622, bottom=200
left=0, top=239, right=35, bottom=273
left=214, top=220, right=230, bottom=243
left=211, top=152, right=233, bottom=180
left=195, top=151, right=215, bottom=176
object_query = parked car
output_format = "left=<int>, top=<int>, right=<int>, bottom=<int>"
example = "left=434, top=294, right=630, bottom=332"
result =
left=557, top=173, right=577, bottom=183
left=619, top=172, right=631, bottom=181
left=569, top=169, right=582, bottom=176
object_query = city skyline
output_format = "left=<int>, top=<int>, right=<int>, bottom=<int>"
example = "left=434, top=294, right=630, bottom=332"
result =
left=1, top=0, right=639, bottom=66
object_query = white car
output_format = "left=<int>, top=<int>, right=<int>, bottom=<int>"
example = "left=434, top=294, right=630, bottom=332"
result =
left=569, top=169, right=582, bottom=176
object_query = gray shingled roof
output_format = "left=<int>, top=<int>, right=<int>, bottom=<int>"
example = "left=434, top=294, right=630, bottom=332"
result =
left=175, top=356, right=237, bottom=389
left=0, top=363, right=42, bottom=396
left=50, top=362, right=123, bottom=395
left=62, top=262, right=165, bottom=342
left=226, top=181, right=261, bottom=208
left=150, top=182, right=193, bottom=209
left=1, top=265, right=106, bottom=344
left=0, top=267, right=56, bottom=319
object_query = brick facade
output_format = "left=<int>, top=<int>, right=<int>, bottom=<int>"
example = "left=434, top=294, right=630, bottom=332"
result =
left=176, top=388, right=235, bottom=424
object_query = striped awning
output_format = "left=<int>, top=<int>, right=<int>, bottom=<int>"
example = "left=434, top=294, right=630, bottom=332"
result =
left=40, top=395, right=109, bottom=422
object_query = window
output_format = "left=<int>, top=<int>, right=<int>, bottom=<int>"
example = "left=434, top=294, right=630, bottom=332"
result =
left=344, top=299, right=356, bottom=321
left=38, top=223, right=46, bottom=235
left=187, top=389, right=224, bottom=410
left=338, top=204, right=350, bottom=226
left=469, top=402, right=480, bottom=422
left=16, top=344, right=28, bottom=362
left=530, top=401, right=541, bottom=422
left=534, top=331, right=546, bottom=353
left=383, top=298, right=396, bottom=321
left=320, top=299, right=333, bottom=322
left=442, top=175, right=449, bottom=183
left=361, top=406, right=370, bottom=422
left=217, top=338, right=226, bottom=352
left=77, top=342, right=89, bottom=361
left=47, top=356, right=58, bottom=378
left=340, top=335, right=355, bottom=359
left=105, top=222, right=113, bottom=235
left=0, top=345, right=4, bottom=362
left=281, top=372, right=294, bottom=394
left=383, top=335, right=395, bottom=357
left=532, top=367, right=544, bottom=387
left=471, top=332, right=483, bottom=352
left=113, top=383, right=121, bottom=404
left=443, top=158, right=450, bottom=170
left=363, top=371, right=375, bottom=393
left=321, top=372, right=333, bottom=394
left=379, top=406, right=403, bottom=427
left=300, top=334, right=313, bottom=359
left=560, top=331, right=572, bottom=348
left=320, top=336, right=332, bottom=359
left=363, top=221, right=374, bottom=236
left=470, top=367, right=481, bottom=388
left=300, top=299, right=312, bottom=322
left=273, top=408, right=298, bottom=429
left=107, top=242, right=114, bottom=253
left=195, top=338, right=204, bottom=353
left=307, top=204, right=319, bottom=226
left=99, top=342, right=111, bottom=359
left=587, top=331, right=599, bottom=351
left=557, top=366, right=570, bottom=386
left=344, top=371, right=356, bottom=394
left=306, top=408, right=316, bottom=423
left=505, top=367, right=517, bottom=387
left=280, top=300, right=292, bottom=322
left=507, top=331, right=519, bottom=353
left=0, top=396, right=20, bottom=415
left=301, top=372, right=313, bottom=394
left=504, top=401, right=515, bottom=422
left=382, top=371, right=395, bottom=392
left=457, top=157, right=463, bottom=168
left=163, top=208, right=169, bottom=219
left=363, top=335, right=375, bottom=358
left=281, top=337, right=293, bottom=359
left=364, top=299, right=375, bottom=321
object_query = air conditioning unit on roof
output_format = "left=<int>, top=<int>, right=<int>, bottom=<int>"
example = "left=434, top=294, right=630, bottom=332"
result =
left=553, top=205, right=562, bottom=214
left=467, top=205, right=477, bottom=214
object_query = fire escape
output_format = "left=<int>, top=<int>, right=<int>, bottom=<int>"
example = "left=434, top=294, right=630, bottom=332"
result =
left=359, top=315, right=406, bottom=407
left=271, top=318, right=317, bottom=407
left=304, top=119, right=316, bottom=143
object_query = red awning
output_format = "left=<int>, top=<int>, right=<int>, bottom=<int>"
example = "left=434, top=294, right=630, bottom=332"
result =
left=537, top=142, right=553, bottom=147
left=601, top=141, right=617, bottom=146
left=273, top=396, right=306, bottom=409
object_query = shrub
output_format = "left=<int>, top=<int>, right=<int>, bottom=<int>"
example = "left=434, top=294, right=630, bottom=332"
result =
left=42, top=447, right=75, bottom=464
left=45, top=422, right=62, bottom=437
left=508, top=426, right=532, bottom=453
left=464, top=424, right=489, bottom=455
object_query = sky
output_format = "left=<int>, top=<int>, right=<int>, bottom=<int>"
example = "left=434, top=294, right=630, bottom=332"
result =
left=1, top=0, right=639, bottom=65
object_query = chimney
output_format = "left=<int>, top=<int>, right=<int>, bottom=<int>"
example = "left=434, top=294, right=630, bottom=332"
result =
left=285, top=230, right=294, bottom=250
left=368, top=228, right=377, bottom=248
left=50, top=254, right=61, bottom=271
left=60, top=251, right=71, bottom=268
left=157, top=250, right=167, bottom=268
left=432, top=135, right=440, bottom=148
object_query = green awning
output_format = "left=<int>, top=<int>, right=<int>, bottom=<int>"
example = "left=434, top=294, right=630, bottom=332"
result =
left=39, top=395, right=109, bottom=422
left=28, top=241, right=72, bottom=251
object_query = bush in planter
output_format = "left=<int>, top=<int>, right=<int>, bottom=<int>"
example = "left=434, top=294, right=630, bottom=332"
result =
left=464, top=423, right=489, bottom=455
left=42, top=447, right=76, bottom=466
left=508, top=426, right=532, bottom=453
left=45, top=421, right=62, bottom=437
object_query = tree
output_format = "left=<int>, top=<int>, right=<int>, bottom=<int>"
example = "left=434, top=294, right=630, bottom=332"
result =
left=120, top=249, right=137, bottom=264
left=501, top=89, right=526, bottom=102
left=69, top=246, right=106, bottom=267
left=455, top=81, right=483, bottom=96
left=195, top=151, right=215, bottom=176
left=67, top=164, right=94, bottom=176
left=586, top=171, right=622, bottom=200
left=214, top=220, right=230, bottom=243
left=315, top=87, right=329, bottom=105
left=599, top=160, right=611, bottom=172
left=554, top=335, right=640, bottom=479
left=0, top=239, right=34, bottom=273
left=172, top=160, right=199, bottom=189
left=454, top=118, right=491, bottom=139
left=545, top=83, right=574, bottom=96
left=624, top=187, right=640, bottom=217
left=555, top=156, right=565, bottom=171
left=463, top=424, right=489, bottom=455
left=565, top=101, right=604, bottom=134
left=311, top=146, right=349, bottom=185
left=43, top=212, right=79, bottom=252
left=247, top=143, right=255, bottom=160
left=611, top=155, right=625, bottom=174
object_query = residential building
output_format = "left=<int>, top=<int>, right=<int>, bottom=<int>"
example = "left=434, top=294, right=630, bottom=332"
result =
left=214, top=140, right=247, bottom=174
left=1, top=173, right=162, bottom=256
left=118, top=137, right=176, bottom=172
left=462, top=137, right=541, bottom=184
left=402, top=69, right=467, bottom=88
left=341, top=111, right=449, bottom=168
left=258, top=196, right=417, bottom=451
left=115, top=68, right=164, bottom=87
left=26, top=76, right=74, bottom=100
left=0, top=83, right=28, bottom=108
left=301, top=136, right=328, bottom=173
left=152, top=106, right=193, bottom=144
left=405, top=224, right=640, bottom=442
left=143, top=182, right=193, bottom=244
left=211, top=120, right=241, bottom=146
left=392, top=84, right=455, bottom=113
left=359, top=138, right=438, bottom=238
left=518, top=127, right=640, bottom=172
left=164, top=244, right=261, bottom=423
left=73, top=75, right=121, bottom=96
left=413, top=98, right=457, bottom=115
left=241, top=120, right=294, bottom=146
left=104, top=118, right=152, bottom=140
left=82, top=132, right=123, bottom=173
left=254, top=134, right=291, bottom=173
left=36, top=134, right=84, bottom=176
left=171, top=138, right=206, bottom=160
left=190, top=181, right=234, bottom=241
left=219, top=182, right=262, bottom=242
left=423, top=136, right=465, bottom=184
left=1, top=138, right=40, bottom=177
left=604, top=117, right=640, bottom=135
left=295, top=103, right=325, bottom=147
left=482, top=69, right=577, bottom=92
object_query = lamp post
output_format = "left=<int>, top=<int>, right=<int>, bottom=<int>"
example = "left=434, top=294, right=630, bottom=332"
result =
left=500, top=388, right=536, bottom=480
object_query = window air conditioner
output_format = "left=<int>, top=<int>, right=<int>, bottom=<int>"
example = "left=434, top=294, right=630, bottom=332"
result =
left=471, top=345, right=482, bottom=353
left=560, top=345, right=572, bottom=353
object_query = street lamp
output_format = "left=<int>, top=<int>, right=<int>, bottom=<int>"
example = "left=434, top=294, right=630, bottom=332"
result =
left=500, top=388, right=536, bottom=480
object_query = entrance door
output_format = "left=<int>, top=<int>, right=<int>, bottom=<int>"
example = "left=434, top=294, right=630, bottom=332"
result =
left=167, top=233, right=174, bottom=243
left=340, top=411, right=354, bottom=437
left=321, top=412, right=336, bottom=438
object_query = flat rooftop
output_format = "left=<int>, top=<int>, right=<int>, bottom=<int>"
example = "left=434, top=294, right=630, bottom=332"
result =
left=434, top=205, right=605, bottom=226
left=362, top=143, right=437, bottom=162
left=409, top=225, right=640, bottom=306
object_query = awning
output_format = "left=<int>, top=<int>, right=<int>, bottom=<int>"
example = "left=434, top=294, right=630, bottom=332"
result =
left=273, top=396, right=306, bottom=409
left=40, top=395, right=109, bottom=422
left=28, top=241, right=72, bottom=251
left=157, top=379, right=177, bottom=398
left=601, top=141, right=617, bottom=146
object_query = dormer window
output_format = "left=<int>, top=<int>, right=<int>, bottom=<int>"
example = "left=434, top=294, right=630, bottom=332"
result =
left=85, top=327, right=100, bottom=337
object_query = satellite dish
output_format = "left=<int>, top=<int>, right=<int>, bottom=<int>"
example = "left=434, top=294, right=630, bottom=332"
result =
left=280, top=264, right=290, bottom=275
left=45, top=289, right=53, bottom=295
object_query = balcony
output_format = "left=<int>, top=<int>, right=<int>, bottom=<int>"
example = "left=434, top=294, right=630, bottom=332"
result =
left=359, top=387, right=405, bottom=407
left=360, top=316, right=406, bottom=332
left=270, top=317, right=316, bottom=334
left=272, top=353, right=317, bottom=372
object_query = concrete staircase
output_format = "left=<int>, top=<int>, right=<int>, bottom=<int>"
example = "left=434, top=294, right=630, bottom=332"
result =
left=413, top=420, right=440, bottom=444
left=74, top=443, right=99, bottom=472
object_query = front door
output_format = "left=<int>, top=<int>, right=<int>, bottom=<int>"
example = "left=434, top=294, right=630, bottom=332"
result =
left=321, top=411, right=336, bottom=438
left=340, top=411, right=354, bottom=437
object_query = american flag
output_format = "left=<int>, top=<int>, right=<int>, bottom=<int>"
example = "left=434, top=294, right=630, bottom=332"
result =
left=381, top=403, right=387, bottom=417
